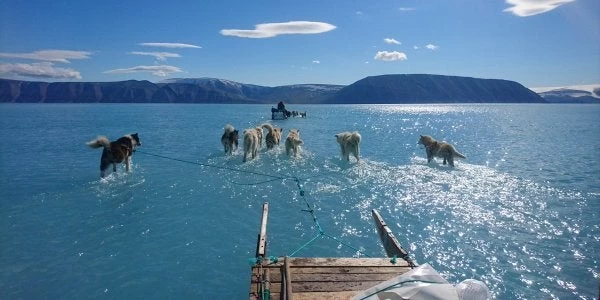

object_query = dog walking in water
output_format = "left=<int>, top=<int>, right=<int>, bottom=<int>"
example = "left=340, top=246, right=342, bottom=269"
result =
left=242, top=128, right=260, bottom=162
left=418, top=135, right=466, bottom=167
left=262, top=123, right=283, bottom=150
left=335, top=131, right=361, bottom=162
left=285, top=129, right=303, bottom=157
left=221, top=124, right=239, bottom=155
left=87, top=133, right=141, bottom=177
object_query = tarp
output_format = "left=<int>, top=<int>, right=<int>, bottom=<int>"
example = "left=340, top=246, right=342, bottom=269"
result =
left=353, top=263, right=490, bottom=300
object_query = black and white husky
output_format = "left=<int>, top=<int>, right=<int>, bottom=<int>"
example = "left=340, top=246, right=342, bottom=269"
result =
left=87, top=133, right=141, bottom=177
left=221, top=124, right=239, bottom=155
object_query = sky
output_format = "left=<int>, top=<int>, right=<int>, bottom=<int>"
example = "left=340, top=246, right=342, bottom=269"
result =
left=0, top=0, right=598, bottom=88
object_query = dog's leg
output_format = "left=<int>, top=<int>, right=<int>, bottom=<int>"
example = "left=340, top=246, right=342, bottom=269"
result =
left=447, top=156, right=454, bottom=167
left=100, top=160, right=109, bottom=178
left=126, top=157, right=131, bottom=172
left=443, top=157, right=447, bottom=165
left=113, top=163, right=117, bottom=173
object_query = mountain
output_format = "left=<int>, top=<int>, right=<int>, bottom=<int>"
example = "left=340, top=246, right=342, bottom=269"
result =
left=531, top=84, right=600, bottom=103
left=325, top=74, right=545, bottom=104
left=0, top=74, right=547, bottom=103
left=159, top=78, right=343, bottom=104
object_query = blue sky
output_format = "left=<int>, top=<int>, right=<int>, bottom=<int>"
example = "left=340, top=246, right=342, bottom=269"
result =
left=0, top=0, right=598, bottom=88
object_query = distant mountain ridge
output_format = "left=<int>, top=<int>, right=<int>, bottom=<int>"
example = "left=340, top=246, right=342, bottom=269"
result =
left=0, top=74, right=546, bottom=103
left=326, top=74, right=544, bottom=103
left=532, top=84, right=600, bottom=103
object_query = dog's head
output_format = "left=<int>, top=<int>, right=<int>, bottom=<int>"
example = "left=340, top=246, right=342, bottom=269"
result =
left=231, top=129, right=239, bottom=140
left=418, top=135, right=434, bottom=146
left=334, top=132, right=347, bottom=144
left=130, top=133, right=141, bottom=147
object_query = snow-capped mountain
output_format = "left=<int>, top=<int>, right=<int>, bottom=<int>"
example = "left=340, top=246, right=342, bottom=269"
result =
left=531, top=84, right=600, bottom=103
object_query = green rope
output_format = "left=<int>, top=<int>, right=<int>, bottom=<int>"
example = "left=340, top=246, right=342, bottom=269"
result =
left=138, top=150, right=376, bottom=259
left=288, top=177, right=370, bottom=258
left=288, top=233, right=323, bottom=257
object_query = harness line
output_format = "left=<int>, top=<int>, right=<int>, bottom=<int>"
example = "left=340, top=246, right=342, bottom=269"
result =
left=135, top=150, right=378, bottom=258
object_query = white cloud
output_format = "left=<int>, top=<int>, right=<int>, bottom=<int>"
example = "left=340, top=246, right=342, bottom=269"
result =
left=504, top=0, right=575, bottom=17
left=129, top=51, right=181, bottom=61
left=312, top=60, right=320, bottom=64
left=220, top=21, right=336, bottom=38
left=413, top=46, right=420, bottom=50
left=425, top=44, right=439, bottom=50
left=399, top=7, right=416, bottom=11
left=374, top=51, right=407, bottom=61
left=0, top=50, right=91, bottom=63
left=0, top=62, right=82, bottom=79
left=104, top=65, right=183, bottom=77
left=356, top=11, right=363, bottom=15
left=139, top=43, right=201, bottom=49
left=384, top=38, right=401, bottom=45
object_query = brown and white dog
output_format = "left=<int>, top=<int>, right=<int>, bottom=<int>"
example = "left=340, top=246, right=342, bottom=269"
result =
left=262, top=123, right=283, bottom=150
left=285, top=129, right=303, bottom=157
left=335, top=131, right=361, bottom=162
left=243, top=128, right=260, bottom=162
left=87, top=133, right=141, bottom=178
left=418, top=135, right=466, bottom=167
left=221, top=124, right=239, bottom=155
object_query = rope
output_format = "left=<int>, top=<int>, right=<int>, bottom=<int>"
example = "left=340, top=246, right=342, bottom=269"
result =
left=136, top=150, right=292, bottom=181
left=136, top=150, right=379, bottom=258
left=288, top=177, right=370, bottom=258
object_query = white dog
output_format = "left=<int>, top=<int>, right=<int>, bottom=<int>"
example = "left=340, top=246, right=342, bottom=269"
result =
left=335, top=131, right=361, bottom=162
left=285, top=129, right=303, bottom=157
left=243, top=128, right=260, bottom=162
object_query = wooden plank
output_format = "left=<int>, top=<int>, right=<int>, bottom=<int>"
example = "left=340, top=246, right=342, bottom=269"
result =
left=256, top=202, right=269, bottom=258
left=293, top=291, right=359, bottom=300
left=293, top=280, right=385, bottom=293
left=252, top=270, right=405, bottom=285
left=261, top=269, right=270, bottom=299
left=256, top=280, right=385, bottom=293
left=286, top=266, right=410, bottom=275
left=283, top=256, right=293, bottom=300
left=283, top=272, right=403, bottom=283
left=288, top=257, right=409, bottom=267
left=372, top=209, right=408, bottom=259
left=253, top=257, right=408, bottom=268
left=253, top=266, right=408, bottom=279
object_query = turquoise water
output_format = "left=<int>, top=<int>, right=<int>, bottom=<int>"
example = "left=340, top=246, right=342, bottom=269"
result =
left=0, top=104, right=598, bottom=299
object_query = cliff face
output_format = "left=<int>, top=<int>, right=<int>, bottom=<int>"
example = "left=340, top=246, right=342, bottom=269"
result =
left=0, top=74, right=545, bottom=104
left=325, top=74, right=545, bottom=103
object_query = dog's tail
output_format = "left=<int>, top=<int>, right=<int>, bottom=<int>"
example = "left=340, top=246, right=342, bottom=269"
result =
left=224, top=124, right=235, bottom=133
left=452, top=147, right=466, bottom=159
left=261, top=123, right=274, bottom=134
left=87, top=136, right=110, bottom=149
